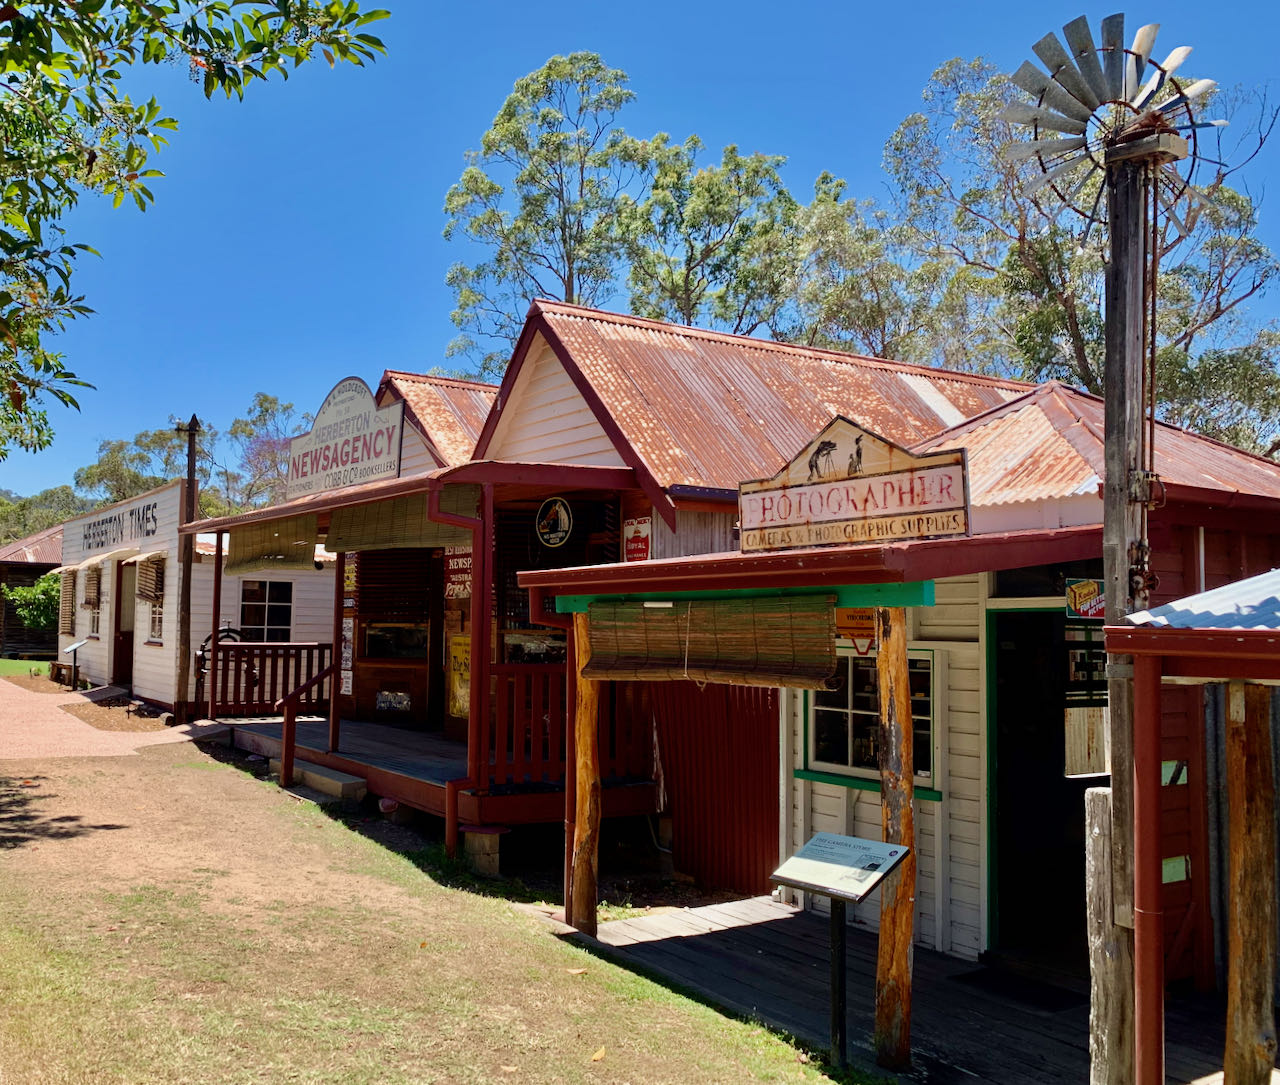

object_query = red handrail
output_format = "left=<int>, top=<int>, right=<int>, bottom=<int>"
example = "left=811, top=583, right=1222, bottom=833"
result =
left=274, top=661, right=337, bottom=788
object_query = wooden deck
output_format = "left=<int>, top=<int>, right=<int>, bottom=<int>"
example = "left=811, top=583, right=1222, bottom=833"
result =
left=587, top=897, right=1259, bottom=1084
left=227, top=718, right=658, bottom=827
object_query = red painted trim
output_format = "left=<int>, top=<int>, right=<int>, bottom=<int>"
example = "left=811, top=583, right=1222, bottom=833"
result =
left=518, top=524, right=1102, bottom=595
left=472, top=300, right=547, bottom=460
left=436, top=460, right=637, bottom=491
left=1107, top=626, right=1280, bottom=664
left=1133, top=652, right=1166, bottom=1085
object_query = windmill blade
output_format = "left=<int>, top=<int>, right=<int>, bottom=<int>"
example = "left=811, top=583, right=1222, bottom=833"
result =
left=1101, top=13, right=1126, bottom=100
left=1163, top=168, right=1216, bottom=210
left=1011, top=61, right=1095, bottom=124
left=1156, top=183, right=1192, bottom=240
left=1124, top=24, right=1159, bottom=100
left=1131, top=45, right=1192, bottom=109
left=1156, top=78, right=1217, bottom=113
left=1062, top=17, right=1111, bottom=105
left=1033, top=31, right=1099, bottom=110
left=1021, top=152, right=1091, bottom=198
left=1170, top=119, right=1228, bottom=131
left=998, top=101, right=1088, bottom=135
left=1078, top=182, right=1107, bottom=251
left=1042, top=169, right=1096, bottom=224
left=1005, top=136, right=1087, bottom=162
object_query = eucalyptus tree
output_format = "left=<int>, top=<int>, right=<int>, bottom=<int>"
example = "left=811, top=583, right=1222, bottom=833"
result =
left=0, top=1, right=388, bottom=460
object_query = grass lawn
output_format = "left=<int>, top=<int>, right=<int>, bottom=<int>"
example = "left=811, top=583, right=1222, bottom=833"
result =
left=0, top=742, right=885, bottom=1084
left=0, top=657, right=47, bottom=676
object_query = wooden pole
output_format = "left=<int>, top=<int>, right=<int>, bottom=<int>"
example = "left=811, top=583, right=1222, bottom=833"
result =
left=874, top=605, right=914, bottom=1071
left=175, top=415, right=199, bottom=724
left=1086, top=787, right=1135, bottom=1085
left=328, top=550, right=345, bottom=752
left=570, top=611, right=601, bottom=936
left=207, top=531, right=223, bottom=720
left=1223, top=681, right=1278, bottom=1085
left=830, top=898, right=847, bottom=1069
left=563, top=618, right=578, bottom=929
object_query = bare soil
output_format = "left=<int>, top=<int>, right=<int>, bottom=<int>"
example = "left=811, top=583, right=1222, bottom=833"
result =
left=59, top=695, right=170, bottom=733
left=2, top=672, right=68, bottom=695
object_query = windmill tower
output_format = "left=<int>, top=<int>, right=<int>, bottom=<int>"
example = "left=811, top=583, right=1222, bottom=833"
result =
left=1001, top=15, right=1223, bottom=1085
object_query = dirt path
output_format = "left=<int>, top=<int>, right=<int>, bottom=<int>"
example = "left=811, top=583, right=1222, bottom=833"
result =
left=0, top=738, right=839, bottom=1085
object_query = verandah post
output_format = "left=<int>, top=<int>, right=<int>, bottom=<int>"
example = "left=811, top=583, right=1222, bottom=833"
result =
left=570, top=611, right=601, bottom=936
left=874, top=605, right=914, bottom=1071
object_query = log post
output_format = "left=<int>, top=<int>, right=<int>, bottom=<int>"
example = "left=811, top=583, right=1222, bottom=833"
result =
left=1087, top=787, right=1135, bottom=1084
left=874, top=605, right=914, bottom=1071
left=1224, top=681, right=1278, bottom=1085
left=570, top=611, right=602, bottom=936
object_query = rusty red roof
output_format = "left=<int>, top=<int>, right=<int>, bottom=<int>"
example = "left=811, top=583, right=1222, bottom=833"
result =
left=919, top=381, right=1280, bottom=506
left=380, top=371, right=497, bottom=467
left=480, top=300, right=1030, bottom=493
left=0, top=523, right=63, bottom=565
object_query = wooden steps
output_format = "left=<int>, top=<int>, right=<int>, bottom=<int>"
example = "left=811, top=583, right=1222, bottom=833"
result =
left=268, top=758, right=367, bottom=802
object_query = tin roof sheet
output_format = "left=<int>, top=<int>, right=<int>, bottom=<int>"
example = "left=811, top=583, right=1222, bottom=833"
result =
left=0, top=523, right=63, bottom=565
left=532, top=301, right=1028, bottom=490
left=919, top=381, right=1280, bottom=506
left=1127, top=569, right=1280, bottom=630
left=381, top=371, right=497, bottom=467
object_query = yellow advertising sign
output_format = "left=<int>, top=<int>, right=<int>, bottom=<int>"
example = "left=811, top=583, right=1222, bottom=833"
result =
left=447, top=634, right=470, bottom=719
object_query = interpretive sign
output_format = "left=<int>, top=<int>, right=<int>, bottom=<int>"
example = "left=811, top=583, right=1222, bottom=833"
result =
left=286, top=377, right=404, bottom=500
left=739, top=417, right=969, bottom=552
left=771, top=831, right=910, bottom=904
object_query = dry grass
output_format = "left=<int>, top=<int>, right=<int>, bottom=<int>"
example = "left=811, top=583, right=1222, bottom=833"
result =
left=0, top=742, right=872, bottom=1085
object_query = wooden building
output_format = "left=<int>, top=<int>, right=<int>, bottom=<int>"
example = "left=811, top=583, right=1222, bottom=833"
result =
left=0, top=523, right=61, bottom=659
left=518, top=376, right=1280, bottom=992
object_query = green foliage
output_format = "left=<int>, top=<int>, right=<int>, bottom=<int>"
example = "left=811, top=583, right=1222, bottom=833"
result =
left=227, top=393, right=309, bottom=508
left=0, top=572, right=59, bottom=632
left=0, top=2, right=388, bottom=459
left=444, top=52, right=649, bottom=375
left=0, top=485, right=89, bottom=545
left=621, top=136, right=800, bottom=335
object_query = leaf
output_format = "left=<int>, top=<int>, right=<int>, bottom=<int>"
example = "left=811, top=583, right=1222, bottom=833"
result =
left=419, top=941, right=427, bottom=948
left=590, top=1047, right=606, bottom=1062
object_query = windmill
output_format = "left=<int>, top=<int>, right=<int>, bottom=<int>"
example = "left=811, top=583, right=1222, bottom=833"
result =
left=999, top=15, right=1225, bottom=1085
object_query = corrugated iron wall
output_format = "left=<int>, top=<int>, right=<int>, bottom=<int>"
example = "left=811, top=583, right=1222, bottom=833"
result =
left=649, top=682, right=778, bottom=895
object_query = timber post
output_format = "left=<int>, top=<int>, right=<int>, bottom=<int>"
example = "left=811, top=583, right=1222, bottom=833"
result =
left=1086, top=787, right=1135, bottom=1085
left=175, top=414, right=199, bottom=725
left=1224, top=681, right=1278, bottom=1085
left=570, top=611, right=602, bottom=936
left=207, top=531, right=224, bottom=720
left=328, top=550, right=345, bottom=752
left=873, top=605, right=914, bottom=1071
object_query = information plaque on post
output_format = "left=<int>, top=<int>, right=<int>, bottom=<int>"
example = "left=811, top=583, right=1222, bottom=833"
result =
left=771, top=833, right=910, bottom=1069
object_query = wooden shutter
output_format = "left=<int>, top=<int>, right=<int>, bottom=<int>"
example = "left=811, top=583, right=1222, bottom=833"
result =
left=584, top=594, right=838, bottom=689
left=59, top=572, right=77, bottom=635
left=81, top=566, right=100, bottom=609
left=136, top=557, right=165, bottom=603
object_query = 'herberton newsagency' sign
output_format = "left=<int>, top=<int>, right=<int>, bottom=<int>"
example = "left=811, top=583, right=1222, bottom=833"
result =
left=286, top=377, right=405, bottom=500
left=738, top=416, right=970, bottom=552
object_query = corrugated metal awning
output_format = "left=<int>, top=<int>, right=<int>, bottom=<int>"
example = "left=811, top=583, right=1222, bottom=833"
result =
left=123, top=549, right=169, bottom=565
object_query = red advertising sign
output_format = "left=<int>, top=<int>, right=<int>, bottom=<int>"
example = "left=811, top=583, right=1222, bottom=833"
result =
left=623, top=517, right=651, bottom=562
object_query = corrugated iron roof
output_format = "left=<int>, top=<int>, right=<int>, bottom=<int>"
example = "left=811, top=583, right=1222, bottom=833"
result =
left=380, top=371, right=497, bottom=467
left=919, top=381, right=1280, bottom=506
left=1127, top=568, right=1280, bottom=630
left=0, top=522, right=63, bottom=565
left=528, top=300, right=1028, bottom=490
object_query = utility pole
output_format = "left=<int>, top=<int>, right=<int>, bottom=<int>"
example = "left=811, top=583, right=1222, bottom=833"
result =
left=175, top=414, right=200, bottom=725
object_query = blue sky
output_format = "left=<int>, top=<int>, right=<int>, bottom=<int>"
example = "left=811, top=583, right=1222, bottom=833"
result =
left=5, top=1, right=1279, bottom=496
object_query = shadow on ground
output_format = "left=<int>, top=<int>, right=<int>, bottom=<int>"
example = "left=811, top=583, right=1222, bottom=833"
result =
left=0, top=775, right=129, bottom=849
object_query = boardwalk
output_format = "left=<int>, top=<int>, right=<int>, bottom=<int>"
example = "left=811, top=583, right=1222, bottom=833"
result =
left=587, top=897, right=1264, bottom=1084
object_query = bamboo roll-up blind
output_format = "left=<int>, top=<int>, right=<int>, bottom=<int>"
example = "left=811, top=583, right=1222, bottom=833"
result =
left=81, top=566, right=100, bottom=608
left=325, top=484, right=477, bottom=552
left=135, top=557, right=165, bottom=603
left=583, top=594, right=838, bottom=689
left=225, top=515, right=320, bottom=575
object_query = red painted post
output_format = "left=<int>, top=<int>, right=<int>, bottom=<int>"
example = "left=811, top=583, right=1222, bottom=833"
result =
left=281, top=700, right=296, bottom=788
left=1132, top=652, right=1165, bottom=1085
left=207, top=532, right=224, bottom=720
left=330, top=551, right=345, bottom=752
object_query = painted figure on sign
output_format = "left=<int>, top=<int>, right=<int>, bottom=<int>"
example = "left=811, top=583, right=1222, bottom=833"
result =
left=848, top=435, right=863, bottom=478
left=807, top=439, right=837, bottom=481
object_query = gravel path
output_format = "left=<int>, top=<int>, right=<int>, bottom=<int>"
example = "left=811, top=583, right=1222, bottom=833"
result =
left=0, top=677, right=225, bottom=759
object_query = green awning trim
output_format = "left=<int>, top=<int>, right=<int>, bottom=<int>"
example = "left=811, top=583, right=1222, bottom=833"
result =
left=557, top=581, right=934, bottom=613
left=583, top=594, right=838, bottom=690
left=226, top=515, right=319, bottom=575
left=324, top=484, right=478, bottom=553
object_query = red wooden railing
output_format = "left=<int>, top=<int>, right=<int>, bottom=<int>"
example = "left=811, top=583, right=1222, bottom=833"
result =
left=211, top=642, right=333, bottom=717
left=488, top=665, right=655, bottom=790
left=276, top=662, right=337, bottom=788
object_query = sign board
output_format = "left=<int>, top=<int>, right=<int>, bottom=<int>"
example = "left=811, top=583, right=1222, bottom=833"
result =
left=79, top=497, right=161, bottom=553
left=771, top=832, right=910, bottom=904
left=341, top=617, right=354, bottom=669
left=623, top=517, right=651, bottom=562
left=739, top=417, right=969, bottom=552
left=835, top=608, right=877, bottom=642
left=286, top=377, right=404, bottom=500
left=444, top=546, right=472, bottom=599
left=535, top=497, right=573, bottom=548
left=448, top=634, right=470, bottom=718
left=1065, top=578, right=1106, bottom=619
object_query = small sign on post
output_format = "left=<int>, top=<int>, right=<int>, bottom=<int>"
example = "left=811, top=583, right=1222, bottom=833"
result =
left=772, top=833, right=910, bottom=1069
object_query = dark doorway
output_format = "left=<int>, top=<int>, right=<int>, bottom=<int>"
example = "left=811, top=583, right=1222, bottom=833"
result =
left=989, top=610, right=1091, bottom=979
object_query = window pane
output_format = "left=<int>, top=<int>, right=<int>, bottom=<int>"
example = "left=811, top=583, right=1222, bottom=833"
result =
left=265, top=626, right=291, bottom=643
left=242, top=625, right=265, bottom=641
left=241, top=603, right=266, bottom=628
left=849, top=711, right=878, bottom=770
left=266, top=604, right=291, bottom=626
left=813, top=682, right=847, bottom=712
left=814, top=710, right=849, bottom=766
left=267, top=582, right=293, bottom=603
left=242, top=581, right=266, bottom=604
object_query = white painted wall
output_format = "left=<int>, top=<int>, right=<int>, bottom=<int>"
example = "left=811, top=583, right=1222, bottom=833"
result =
left=485, top=334, right=626, bottom=466
left=781, top=572, right=987, bottom=961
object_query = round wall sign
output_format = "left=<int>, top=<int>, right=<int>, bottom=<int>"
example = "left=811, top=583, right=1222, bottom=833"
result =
left=535, top=497, right=573, bottom=548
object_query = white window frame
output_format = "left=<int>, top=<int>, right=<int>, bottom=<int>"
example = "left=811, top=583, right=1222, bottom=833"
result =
left=239, top=579, right=294, bottom=642
left=807, top=645, right=945, bottom=790
left=149, top=600, right=164, bottom=641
